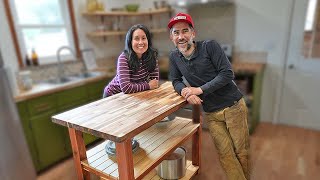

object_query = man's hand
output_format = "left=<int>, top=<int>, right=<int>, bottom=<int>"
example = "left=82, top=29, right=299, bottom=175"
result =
left=181, top=87, right=203, bottom=99
left=148, top=79, right=159, bottom=89
left=186, top=95, right=203, bottom=105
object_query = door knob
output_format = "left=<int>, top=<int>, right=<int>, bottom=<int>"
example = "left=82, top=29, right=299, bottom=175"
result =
left=288, top=64, right=295, bottom=69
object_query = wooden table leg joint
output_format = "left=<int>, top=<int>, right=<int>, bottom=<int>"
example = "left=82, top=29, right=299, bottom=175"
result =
left=116, top=139, right=135, bottom=180
left=68, top=128, right=90, bottom=180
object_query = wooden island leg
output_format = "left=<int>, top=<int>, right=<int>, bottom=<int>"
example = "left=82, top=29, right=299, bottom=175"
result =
left=68, top=128, right=90, bottom=180
left=116, top=139, right=134, bottom=180
left=192, top=105, right=202, bottom=172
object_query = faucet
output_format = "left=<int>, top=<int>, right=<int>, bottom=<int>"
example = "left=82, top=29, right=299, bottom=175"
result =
left=56, top=46, right=75, bottom=82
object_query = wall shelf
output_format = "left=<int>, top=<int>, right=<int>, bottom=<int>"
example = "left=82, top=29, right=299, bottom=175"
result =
left=82, top=8, right=172, bottom=16
left=87, top=28, right=168, bottom=37
left=82, top=7, right=172, bottom=40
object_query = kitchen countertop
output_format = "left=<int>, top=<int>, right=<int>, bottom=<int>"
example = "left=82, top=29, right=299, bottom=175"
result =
left=157, top=56, right=265, bottom=73
left=14, top=72, right=114, bottom=103
left=14, top=60, right=265, bottom=103
left=232, top=62, right=265, bottom=74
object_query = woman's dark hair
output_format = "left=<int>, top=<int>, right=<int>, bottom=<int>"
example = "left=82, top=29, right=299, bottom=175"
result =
left=124, top=24, right=158, bottom=73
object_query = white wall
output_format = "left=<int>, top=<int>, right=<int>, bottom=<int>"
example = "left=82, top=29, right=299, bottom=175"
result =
left=189, top=4, right=235, bottom=44
left=235, top=0, right=293, bottom=122
left=73, top=0, right=173, bottom=58
left=0, top=0, right=297, bottom=123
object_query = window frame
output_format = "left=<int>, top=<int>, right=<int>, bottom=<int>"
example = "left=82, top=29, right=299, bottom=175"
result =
left=4, top=0, right=80, bottom=68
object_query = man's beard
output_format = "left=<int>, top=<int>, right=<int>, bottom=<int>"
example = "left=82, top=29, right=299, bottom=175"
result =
left=186, top=43, right=192, bottom=52
left=176, top=40, right=193, bottom=53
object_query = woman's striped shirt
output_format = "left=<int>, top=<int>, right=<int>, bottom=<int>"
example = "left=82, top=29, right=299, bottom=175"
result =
left=104, top=52, right=159, bottom=96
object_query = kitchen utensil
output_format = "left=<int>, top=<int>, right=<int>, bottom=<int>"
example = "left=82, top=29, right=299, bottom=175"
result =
left=105, top=139, right=139, bottom=156
left=156, top=147, right=186, bottom=179
left=17, top=70, right=33, bottom=91
left=125, top=4, right=139, bottom=12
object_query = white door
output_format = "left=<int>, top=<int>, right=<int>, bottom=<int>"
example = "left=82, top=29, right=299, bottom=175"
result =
left=279, top=0, right=320, bottom=130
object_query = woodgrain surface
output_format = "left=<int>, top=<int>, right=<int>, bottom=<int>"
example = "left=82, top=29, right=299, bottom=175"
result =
left=37, top=122, right=320, bottom=180
left=232, top=62, right=265, bottom=74
left=81, top=117, right=199, bottom=180
left=52, top=81, right=187, bottom=142
left=82, top=8, right=171, bottom=16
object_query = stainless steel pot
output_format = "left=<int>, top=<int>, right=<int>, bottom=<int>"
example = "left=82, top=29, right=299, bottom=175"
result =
left=156, top=147, right=186, bottom=179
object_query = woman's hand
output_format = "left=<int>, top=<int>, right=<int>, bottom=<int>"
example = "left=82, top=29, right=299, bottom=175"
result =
left=148, top=79, right=159, bottom=89
left=186, top=95, right=203, bottom=105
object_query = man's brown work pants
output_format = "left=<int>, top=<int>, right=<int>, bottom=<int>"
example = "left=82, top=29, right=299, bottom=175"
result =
left=205, top=98, right=250, bottom=180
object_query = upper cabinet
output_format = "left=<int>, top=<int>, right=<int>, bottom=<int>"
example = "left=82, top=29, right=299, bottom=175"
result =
left=82, top=8, right=173, bottom=38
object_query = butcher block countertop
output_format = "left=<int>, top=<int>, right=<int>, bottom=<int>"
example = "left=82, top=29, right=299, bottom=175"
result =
left=52, top=81, right=201, bottom=180
left=52, top=81, right=188, bottom=142
left=14, top=73, right=112, bottom=102
left=232, top=62, right=265, bottom=74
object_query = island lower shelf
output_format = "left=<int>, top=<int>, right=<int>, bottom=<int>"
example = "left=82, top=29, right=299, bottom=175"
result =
left=81, top=117, right=200, bottom=180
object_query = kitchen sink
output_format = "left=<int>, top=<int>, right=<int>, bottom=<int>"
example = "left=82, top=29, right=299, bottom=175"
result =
left=42, top=76, right=80, bottom=84
left=41, top=71, right=104, bottom=85
left=74, top=71, right=103, bottom=78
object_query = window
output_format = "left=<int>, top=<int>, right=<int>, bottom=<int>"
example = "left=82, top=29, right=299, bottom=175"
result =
left=8, top=0, right=78, bottom=65
left=302, top=0, right=320, bottom=58
left=305, top=0, right=317, bottom=31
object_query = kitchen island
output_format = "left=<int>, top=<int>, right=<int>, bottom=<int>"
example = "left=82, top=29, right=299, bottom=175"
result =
left=52, top=81, right=202, bottom=180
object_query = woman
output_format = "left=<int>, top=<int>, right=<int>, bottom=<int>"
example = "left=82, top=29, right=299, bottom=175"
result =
left=103, top=24, right=159, bottom=98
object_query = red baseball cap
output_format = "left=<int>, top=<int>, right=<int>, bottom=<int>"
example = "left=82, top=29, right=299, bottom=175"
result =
left=167, top=12, right=194, bottom=29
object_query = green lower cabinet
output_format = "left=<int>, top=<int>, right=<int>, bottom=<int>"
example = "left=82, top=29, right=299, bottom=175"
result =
left=17, top=78, right=110, bottom=172
left=30, top=111, right=69, bottom=171
left=57, top=86, right=87, bottom=107
left=87, top=79, right=107, bottom=101
left=58, top=99, right=100, bottom=154
left=17, top=102, right=41, bottom=171
left=250, top=70, right=264, bottom=134
left=83, top=133, right=99, bottom=145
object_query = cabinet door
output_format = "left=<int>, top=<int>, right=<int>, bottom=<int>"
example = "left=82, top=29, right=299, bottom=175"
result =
left=27, top=94, right=57, bottom=116
left=29, top=111, right=69, bottom=170
left=87, top=79, right=109, bottom=101
left=251, top=71, right=263, bottom=134
left=57, top=99, right=98, bottom=152
left=16, top=102, right=41, bottom=171
left=57, top=86, right=87, bottom=107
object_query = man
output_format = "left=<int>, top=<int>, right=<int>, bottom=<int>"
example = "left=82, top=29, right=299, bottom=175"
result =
left=168, top=12, right=250, bottom=180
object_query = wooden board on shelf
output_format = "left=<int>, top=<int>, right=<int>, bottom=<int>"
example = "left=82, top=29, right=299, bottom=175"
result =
left=150, top=28, right=168, bottom=33
left=87, top=31, right=127, bottom=37
left=87, top=28, right=168, bottom=37
left=82, top=8, right=172, bottom=16
left=81, top=117, right=200, bottom=180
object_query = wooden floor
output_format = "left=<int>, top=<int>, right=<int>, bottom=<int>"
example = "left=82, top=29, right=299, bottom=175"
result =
left=37, top=122, right=320, bottom=180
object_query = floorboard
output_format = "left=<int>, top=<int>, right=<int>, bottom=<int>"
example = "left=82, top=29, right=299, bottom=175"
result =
left=37, top=122, right=320, bottom=180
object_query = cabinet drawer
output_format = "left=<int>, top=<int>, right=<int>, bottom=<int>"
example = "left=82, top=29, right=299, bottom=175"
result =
left=57, top=86, right=87, bottom=107
left=57, top=99, right=88, bottom=113
left=27, top=94, right=57, bottom=116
